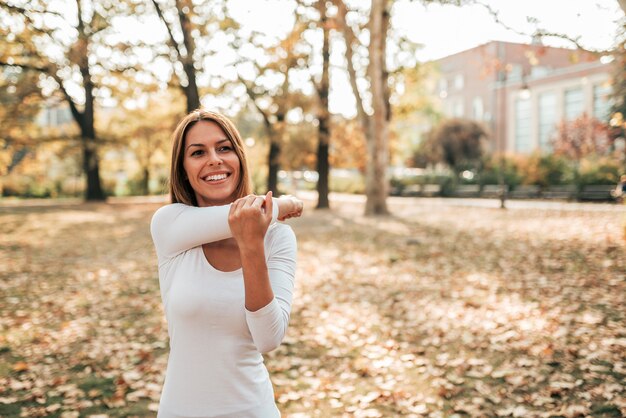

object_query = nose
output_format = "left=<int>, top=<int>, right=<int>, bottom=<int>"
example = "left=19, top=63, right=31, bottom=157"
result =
left=206, top=149, right=223, bottom=166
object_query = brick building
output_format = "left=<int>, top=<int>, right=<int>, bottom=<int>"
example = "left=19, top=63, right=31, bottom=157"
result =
left=434, top=40, right=613, bottom=154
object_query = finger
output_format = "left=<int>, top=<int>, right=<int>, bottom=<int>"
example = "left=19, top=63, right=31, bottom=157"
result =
left=233, top=197, right=245, bottom=210
left=242, top=194, right=258, bottom=209
left=251, top=195, right=264, bottom=210
left=264, top=191, right=273, bottom=221
left=231, top=197, right=247, bottom=214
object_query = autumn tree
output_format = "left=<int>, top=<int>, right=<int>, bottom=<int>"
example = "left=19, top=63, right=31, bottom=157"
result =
left=553, top=114, right=611, bottom=162
left=291, top=0, right=334, bottom=208
left=314, top=0, right=332, bottom=208
left=0, top=67, right=45, bottom=195
left=331, top=0, right=390, bottom=214
left=332, top=0, right=465, bottom=214
left=106, top=91, right=183, bottom=195
left=610, top=6, right=626, bottom=139
left=232, top=21, right=313, bottom=195
left=418, top=118, right=488, bottom=176
left=148, top=0, right=240, bottom=113
left=0, top=0, right=131, bottom=201
left=329, top=118, right=368, bottom=173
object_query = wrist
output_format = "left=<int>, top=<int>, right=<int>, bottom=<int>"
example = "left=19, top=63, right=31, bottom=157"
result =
left=276, top=199, right=289, bottom=219
left=237, top=237, right=265, bottom=254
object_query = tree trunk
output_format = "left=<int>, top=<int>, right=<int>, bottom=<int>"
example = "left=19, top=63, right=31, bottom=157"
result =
left=316, top=0, right=331, bottom=209
left=183, top=63, right=201, bottom=112
left=76, top=0, right=105, bottom=201
left=79, top=115, right=104, bottom=201
left=141, top=167, right=150, bottom=195
left=266, top=114, right=285, bottom=195
left=82, top=138, right=105, bottom=200
left=267, top=140, right=281, bottom=195
left=365, top=0, right=390, bottom=215
left=316, top=136, right=330, bottom=208
left=176, top=0, right=201, bottom=112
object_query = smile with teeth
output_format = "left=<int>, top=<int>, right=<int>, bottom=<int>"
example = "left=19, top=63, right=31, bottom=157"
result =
left=202, top=173, right=229, bottom=182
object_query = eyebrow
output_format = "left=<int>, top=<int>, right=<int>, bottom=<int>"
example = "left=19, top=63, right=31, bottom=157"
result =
left=186, top=139, right=231, bottom=150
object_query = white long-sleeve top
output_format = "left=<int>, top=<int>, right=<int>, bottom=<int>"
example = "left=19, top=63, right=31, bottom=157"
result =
left=150, top=203, right=297, bottom=418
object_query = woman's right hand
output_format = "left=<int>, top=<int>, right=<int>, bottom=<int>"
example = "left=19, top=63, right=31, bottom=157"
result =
left=276, top=195, right=303, bottom=221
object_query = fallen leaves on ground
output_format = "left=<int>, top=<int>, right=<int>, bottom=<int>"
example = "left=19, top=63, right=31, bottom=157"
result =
left=0, top=197, right=624, bottom=417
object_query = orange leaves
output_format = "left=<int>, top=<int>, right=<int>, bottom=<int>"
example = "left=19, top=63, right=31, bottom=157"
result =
left=12, top=362, right=29, bottom=372
left=1, top=197, right=625, bottom=416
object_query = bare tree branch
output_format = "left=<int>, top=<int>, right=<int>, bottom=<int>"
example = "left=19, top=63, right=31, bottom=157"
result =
left=151, top=0, right=183, bottom=62
left=0, top=60, right=48, bottom=73
left=237, top=74, right=272, bottom=128
left=333, top=0, right=368, bottom=131
left=175, top=0, right=196, bottom=63
left=475, top=1, right=614, bottom=54
left=0, top=2, right=65, bottom=18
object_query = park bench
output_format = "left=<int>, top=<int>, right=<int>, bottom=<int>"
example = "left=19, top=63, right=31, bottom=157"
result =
left=399, top=184, right=441, bottom=197
left=481, top=184, right=508, bottom=198
left=400, top=184, right=422, bottom=197
left=542, top=185, right=577, bottom=200
left=453, top=184, right=480, bottom=198
left=578, top=185, right=616, bottom=202
left=509, top=185, right=541, bottom=199
left=421, top=184, right=442, bottom=197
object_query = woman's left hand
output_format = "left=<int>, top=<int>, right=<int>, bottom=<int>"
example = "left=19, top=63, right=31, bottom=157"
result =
left=228, top=192, right=273, bottom=250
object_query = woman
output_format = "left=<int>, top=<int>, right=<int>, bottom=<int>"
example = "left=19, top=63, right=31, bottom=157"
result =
left=150, top=109, right=303, bottom=418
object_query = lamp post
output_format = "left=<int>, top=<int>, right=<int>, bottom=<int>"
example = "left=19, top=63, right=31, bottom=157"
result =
left=497, top=62, right=511, bottom=210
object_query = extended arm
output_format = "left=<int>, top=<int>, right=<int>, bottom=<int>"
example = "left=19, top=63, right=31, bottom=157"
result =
left=150, top=196, right=301, bottom=262
left=151, top=203, right=234, bottom=261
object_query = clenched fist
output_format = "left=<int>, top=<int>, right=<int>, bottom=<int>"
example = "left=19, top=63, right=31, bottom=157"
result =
left=277, top=195, right=303, bottom=221
left=228, top=192, right=273, bottom=250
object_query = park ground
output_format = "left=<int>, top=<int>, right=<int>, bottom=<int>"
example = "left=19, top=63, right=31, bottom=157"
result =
left=0, top=195, right=624, bottom=417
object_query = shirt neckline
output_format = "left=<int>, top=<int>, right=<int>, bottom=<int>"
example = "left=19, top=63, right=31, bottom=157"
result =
left=197, top=246, right=243, bottom=277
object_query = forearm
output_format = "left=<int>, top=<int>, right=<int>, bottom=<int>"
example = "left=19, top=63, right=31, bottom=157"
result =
left=239, top=241, right=274, bottom=312
left=151, top=200, right=280, bottom=260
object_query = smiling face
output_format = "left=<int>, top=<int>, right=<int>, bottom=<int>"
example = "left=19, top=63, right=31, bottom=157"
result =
left=182, top=120, right=241, bottom=207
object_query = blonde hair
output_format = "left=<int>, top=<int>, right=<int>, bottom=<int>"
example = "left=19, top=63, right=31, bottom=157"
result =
left=169, top=109, right=252, bottom=206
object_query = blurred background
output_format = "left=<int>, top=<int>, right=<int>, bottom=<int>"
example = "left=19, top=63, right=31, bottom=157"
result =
left=1, top=0, right=624, bottom=209
left=2, top=2, right=626, bottom=417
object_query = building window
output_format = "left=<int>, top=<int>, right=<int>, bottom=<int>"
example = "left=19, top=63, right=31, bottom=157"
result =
left=453, top=100, right=464, bottom=117
left=439, top=78, right=448, bottom=92
left=530, top=66, right=550, bottom=78
left=454, top=74, right=464, bottom=90
left=593, top=83, right=611, bottom=120
left=508, top=64, right=523, bottom=82
left=538, top=92, right=557, bottom=151
left=564, top=87, right=584, bottom=120
left=472, top=97, right=483, bottom=120
left=515, top=97, right=532, bottom=153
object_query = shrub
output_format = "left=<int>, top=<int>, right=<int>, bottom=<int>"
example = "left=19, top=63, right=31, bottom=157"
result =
left=330, top=171, right=365, bottom=194
left=517, top=153, right=574, bottom=187
left=577, top=157, right=623, bottom=186
left=1, top=175, right=54, bottom=198
left=478, top=155, right=523, bottom=189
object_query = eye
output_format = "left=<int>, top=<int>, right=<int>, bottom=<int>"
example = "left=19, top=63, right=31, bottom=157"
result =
left=218, top=145, right=233, bottom=153
left=190, top=149, right=204, bottom=156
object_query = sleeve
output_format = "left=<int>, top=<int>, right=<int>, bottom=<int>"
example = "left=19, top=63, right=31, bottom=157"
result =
left=245, top=225, right=297, bottom=354
left=150, top=202, right=279, bottom=262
